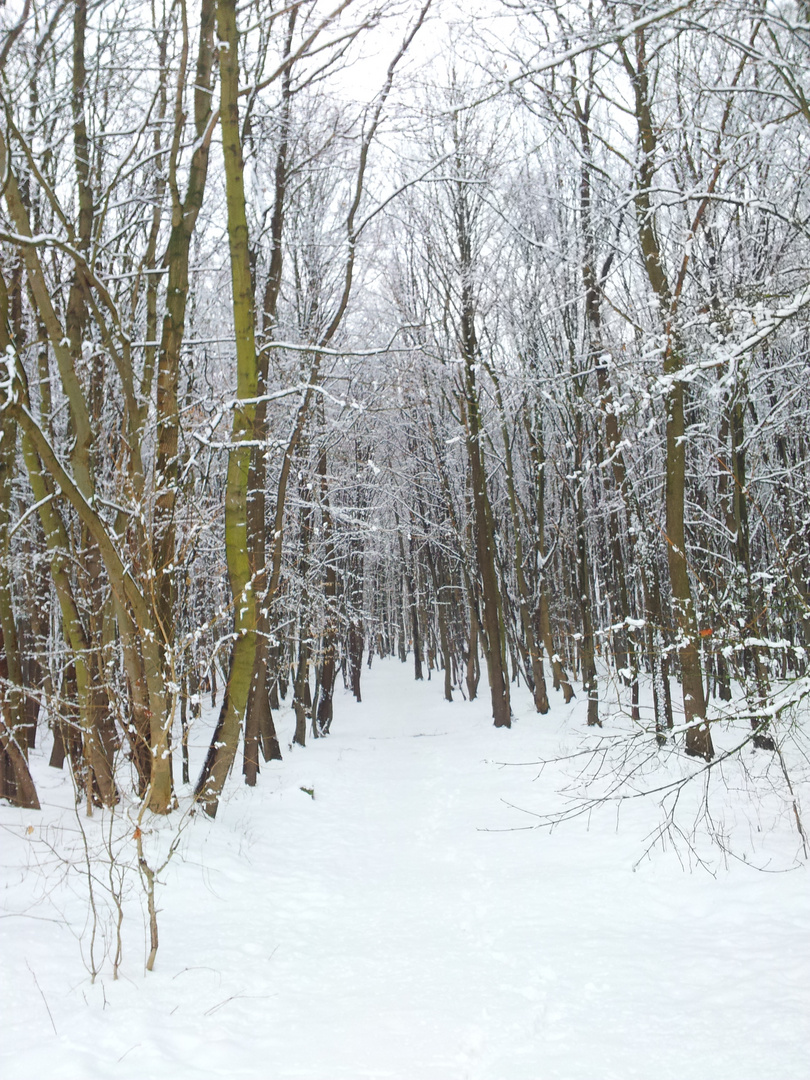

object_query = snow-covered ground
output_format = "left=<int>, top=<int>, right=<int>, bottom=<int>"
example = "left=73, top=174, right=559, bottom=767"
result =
left=2, top=660, right=809, bottom=1079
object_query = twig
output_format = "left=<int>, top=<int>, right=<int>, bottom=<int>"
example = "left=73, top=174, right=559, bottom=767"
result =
left=27, top=962, right=57, bottom=1036
left=775, top=743, right=809, bottom=859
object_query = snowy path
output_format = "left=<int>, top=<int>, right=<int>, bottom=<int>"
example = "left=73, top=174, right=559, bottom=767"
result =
left=2, top=660, right=809, bottom=1079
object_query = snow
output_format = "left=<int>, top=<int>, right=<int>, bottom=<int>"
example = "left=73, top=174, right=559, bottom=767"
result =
left=2, top=660, right=809, bottom=1079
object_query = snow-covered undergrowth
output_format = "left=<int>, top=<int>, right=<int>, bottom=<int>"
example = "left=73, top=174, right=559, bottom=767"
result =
left=2, top=659, right=809, bottom=1080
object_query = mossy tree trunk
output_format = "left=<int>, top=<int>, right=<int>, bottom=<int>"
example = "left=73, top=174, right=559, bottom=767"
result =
left=153, top=0, right=216, bottom=640
left=195, top=0, right=259, bottom=816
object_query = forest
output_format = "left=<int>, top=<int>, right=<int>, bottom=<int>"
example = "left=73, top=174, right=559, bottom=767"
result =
left=2, top=0, right=810, bottom=899
left=2, top=0, right=809, bottom=815
left=3, top=2, right=810, bottom=1074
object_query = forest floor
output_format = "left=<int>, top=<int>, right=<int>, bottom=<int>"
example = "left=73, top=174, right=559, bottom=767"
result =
left=2, top=659, right=809, bottom=1079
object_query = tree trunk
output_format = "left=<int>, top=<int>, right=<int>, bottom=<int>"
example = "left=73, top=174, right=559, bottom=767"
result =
left=195, top=0, right=259, bottom=815
left=315, top=439, right=338, bottom=734
left=487, top=368, right=548, bottom=713
left=573, top=414, right=600, bottom=727
left=623, top=27, right=713, bottom=760
left=525, top=411, right=575, bottom=703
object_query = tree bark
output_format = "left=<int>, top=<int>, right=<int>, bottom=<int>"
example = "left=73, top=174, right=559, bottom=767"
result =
left=622, top=28, right=713, bottom=760
left=196, top=0, right=259, bottom=815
